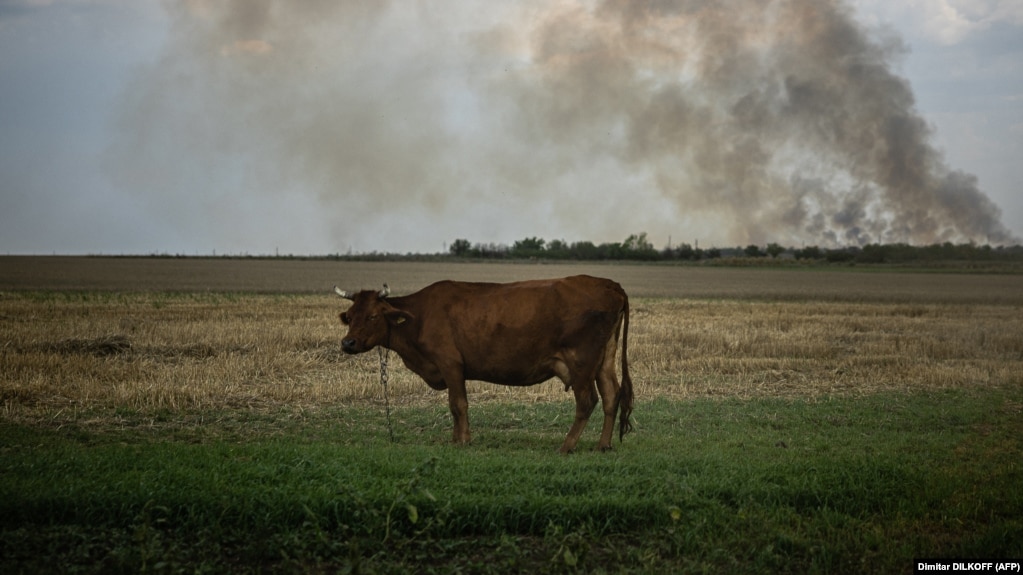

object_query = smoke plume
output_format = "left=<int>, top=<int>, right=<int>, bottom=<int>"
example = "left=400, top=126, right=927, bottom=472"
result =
left=109, top=0, right=1017, bottom=252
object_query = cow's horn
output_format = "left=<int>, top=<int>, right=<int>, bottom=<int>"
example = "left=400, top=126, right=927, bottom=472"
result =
left=334, top=286, right=353, bottom=300
left=378, top=283, right=390, bottom=298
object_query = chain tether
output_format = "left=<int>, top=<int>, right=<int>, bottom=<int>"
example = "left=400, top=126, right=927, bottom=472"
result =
left=377, top=346, right=395, bottom=443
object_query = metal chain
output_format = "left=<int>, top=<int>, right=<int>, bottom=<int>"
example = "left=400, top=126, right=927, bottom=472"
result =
left=377, top=346, right=395, bottom=443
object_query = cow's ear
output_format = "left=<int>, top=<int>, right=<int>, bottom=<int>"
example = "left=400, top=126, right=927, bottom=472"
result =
left=385, top=310, right=414, bottom=326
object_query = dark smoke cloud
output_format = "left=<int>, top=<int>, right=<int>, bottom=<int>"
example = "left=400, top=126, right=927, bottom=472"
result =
left=108, top=0, right=1017, bottom=251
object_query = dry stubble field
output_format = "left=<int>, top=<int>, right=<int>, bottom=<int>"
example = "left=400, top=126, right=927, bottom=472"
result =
left=2, top=257, right=1021, bottom=425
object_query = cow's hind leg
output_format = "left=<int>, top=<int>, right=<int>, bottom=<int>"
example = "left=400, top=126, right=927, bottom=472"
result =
left=594, top=317, right=624, bottom=451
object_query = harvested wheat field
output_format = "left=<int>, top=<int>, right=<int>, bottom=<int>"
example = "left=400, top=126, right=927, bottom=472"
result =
left=2, top=257, right=1021, bottom=421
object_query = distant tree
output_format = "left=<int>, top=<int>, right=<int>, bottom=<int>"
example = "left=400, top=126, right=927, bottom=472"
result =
left=825, top=248, right=857, bottom=263
left=766, top=243, right=785, bottom=258
left=856, top=243, right=888, bottom=263
left=675, top=243, right=695, bottom=260
left=744, top=244, right=764, bottom=258
left=794, top=246, right=822, bottom=260
left=622, top=232, right=659, bottom=260
left=546, top=239, right=569, bottom=259
left=472, top=242, right=509, bottom=259
left=623, top=233, right=652, bottom=252
left=570, top=241, right=599, bottom=260
left=600, top=241, right=626, bottom=260
left=450, top=238, right=472, bottom=257
left=511, top=237, right=546, bottom=258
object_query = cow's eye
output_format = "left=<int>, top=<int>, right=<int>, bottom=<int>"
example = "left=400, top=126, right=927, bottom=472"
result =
left=340, top=312, right=350, bottom=325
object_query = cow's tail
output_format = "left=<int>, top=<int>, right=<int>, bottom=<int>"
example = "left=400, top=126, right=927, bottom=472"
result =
left=617, top=293, right=634, bottom=442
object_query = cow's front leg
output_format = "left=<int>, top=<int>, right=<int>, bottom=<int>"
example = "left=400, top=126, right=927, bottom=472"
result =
left=561, top=380, right=599, bottom=454
left=445, top=374, right=471, bottom=444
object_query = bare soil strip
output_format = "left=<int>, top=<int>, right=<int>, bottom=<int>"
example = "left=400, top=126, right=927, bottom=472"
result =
left=2, top=256, right=1023, bottom=302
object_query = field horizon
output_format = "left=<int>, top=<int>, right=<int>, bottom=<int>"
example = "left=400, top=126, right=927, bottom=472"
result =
left=3, top=255, right=1023, bottom=302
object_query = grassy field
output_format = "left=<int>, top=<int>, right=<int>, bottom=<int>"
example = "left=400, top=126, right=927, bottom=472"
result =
left=1, top=258, right=1022, bottom=573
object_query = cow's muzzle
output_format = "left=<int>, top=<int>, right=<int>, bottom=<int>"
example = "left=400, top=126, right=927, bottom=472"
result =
left=341, top=338, right=359, bottom=354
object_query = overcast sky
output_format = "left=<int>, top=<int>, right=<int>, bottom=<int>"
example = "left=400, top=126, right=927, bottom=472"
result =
left=1, top=0, right=1021, bottom=255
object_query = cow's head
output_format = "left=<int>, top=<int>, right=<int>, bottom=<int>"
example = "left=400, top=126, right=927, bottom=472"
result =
left=334, top=284, right=413, bottom=354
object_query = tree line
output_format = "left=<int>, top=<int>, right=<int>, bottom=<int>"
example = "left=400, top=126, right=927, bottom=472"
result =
left=448, top=233, right=667, bottom=261
left=446, top=234, right=1023, bottom=264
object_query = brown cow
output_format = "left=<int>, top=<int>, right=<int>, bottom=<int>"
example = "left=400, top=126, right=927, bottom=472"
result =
left=334, top=275, right=633, bottom=453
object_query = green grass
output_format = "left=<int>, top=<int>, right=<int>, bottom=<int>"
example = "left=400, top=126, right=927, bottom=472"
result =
left=2, top=388, right=1021, bottom=574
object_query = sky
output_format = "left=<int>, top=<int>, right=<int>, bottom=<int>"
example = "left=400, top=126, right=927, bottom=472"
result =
left=1, top=0, right=1021, bottom=255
